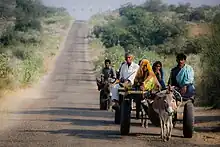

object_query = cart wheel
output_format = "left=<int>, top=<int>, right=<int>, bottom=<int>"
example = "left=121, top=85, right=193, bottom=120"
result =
left=120, top=100, right=131, bottom=135
left=100, top=90, right=107, bottom=110
left=183, top=101, right=194, bottom=138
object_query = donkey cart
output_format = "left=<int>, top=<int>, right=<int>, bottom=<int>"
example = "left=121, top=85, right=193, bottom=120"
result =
left=96, top=74, right=116, bottom=110
left=114, top=87, right=195, bottom=138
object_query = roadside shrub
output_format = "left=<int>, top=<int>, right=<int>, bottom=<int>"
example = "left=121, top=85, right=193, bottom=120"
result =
left=18, top=53, right=44, bottom=84
left=0, top=24, right=16, bottom=46
left=14, top=19, right=42, bottom=32
left=199, top=13, right=220, bottom=108
left=0, top=1, right=72, bottom=92
left=0, top=53, right=13, bottom=89
left=15, top=29, right=41, bottom=44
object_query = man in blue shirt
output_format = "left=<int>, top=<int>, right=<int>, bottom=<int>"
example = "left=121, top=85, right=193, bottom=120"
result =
left=168, top=53, right=195, bottom=98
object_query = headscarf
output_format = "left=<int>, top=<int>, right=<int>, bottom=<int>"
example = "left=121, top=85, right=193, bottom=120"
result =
left=134, top=59, right=161, bottom=90
left=140, top=59, right=153, bottom=72
left=136, top=59, right=153, bottom=80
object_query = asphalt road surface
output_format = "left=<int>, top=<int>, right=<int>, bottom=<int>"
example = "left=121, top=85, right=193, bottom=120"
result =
left=0, top=21, right=216, bottom=147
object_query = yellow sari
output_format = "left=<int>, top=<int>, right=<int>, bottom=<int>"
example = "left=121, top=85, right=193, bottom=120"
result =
left=134, top=59, right=161, bottom=91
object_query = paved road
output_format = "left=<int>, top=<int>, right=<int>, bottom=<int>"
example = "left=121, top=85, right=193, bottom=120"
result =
left=0, top=21, right=214, bottom=147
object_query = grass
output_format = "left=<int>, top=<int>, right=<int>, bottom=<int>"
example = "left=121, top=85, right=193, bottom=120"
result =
left=0, top=12, right=73, bottom=95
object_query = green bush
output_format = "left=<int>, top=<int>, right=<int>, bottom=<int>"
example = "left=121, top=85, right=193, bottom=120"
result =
left=94, top=5, right=187, bottom=55
left=0, top=0, right=72, bottom=92
left=15, top=29, right=42, bottom=44
left=14, top=19, right=42, bottom=32
left=199, top=13, right=220, bottom=108
left=18, top=53, right=44, bottom=84
left=0, top=24, right=16, bottom=46
left=0, top=53, right=13, bottom=89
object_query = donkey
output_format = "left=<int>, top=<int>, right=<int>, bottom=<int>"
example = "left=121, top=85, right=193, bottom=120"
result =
left=96, top=74, right=114, bottom=110
left=152, top=86, right=177, bottom=141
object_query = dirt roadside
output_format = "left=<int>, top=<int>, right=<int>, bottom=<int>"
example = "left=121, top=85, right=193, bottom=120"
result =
left=0, top=19, right=74, bottom=132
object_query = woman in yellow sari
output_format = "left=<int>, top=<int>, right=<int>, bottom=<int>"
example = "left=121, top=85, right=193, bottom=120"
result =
left=133, top=59, right=161, bottom=91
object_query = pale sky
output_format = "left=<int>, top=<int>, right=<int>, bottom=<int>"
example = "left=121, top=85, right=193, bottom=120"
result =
left=42, top=0, right=220, bottom=20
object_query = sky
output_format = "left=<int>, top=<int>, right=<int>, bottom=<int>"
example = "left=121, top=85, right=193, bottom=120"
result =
left=42, top=0, right=220, bottom=20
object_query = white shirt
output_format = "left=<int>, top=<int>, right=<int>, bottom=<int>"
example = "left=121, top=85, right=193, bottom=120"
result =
left=119, top=62, right=139, bottom=85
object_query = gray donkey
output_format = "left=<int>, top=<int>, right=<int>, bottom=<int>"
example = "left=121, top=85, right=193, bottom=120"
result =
left=152, top=86, right=177, bottom=141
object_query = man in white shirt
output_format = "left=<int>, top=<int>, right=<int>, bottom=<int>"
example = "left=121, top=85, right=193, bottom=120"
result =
left=111, top=52, right=139, bottom=110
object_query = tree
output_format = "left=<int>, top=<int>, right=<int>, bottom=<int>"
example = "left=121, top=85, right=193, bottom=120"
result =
left=97, top=4, right=186, bottom=53
left=168, top=4, right=177, bottom=11
left=92, top=25, right=102, bottom=38
left=119, top=4, right=134, bottom=16
left=189, top=10, right=206, bottom=21
left=175, top=3, right=191, bottom=14
left=119, top=7, right=146, bottom=24
left=143, top=0, right=167, bottom=12
left=14, top=0, right=42, bottom=31
left=0, top=0, right=16, bottom=19
left=200, top=13, right=220, bottom=108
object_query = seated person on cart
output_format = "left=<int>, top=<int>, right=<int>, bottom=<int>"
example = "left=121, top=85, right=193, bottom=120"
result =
left=168, top=53, right=195, bottom=98
left=111, top=52, right=139, bottom=110
left=133, top=59, right=161, bottom=101
left=152, top=61, right=166, bottom=90
left=97, top=59, right=116, bottom=91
